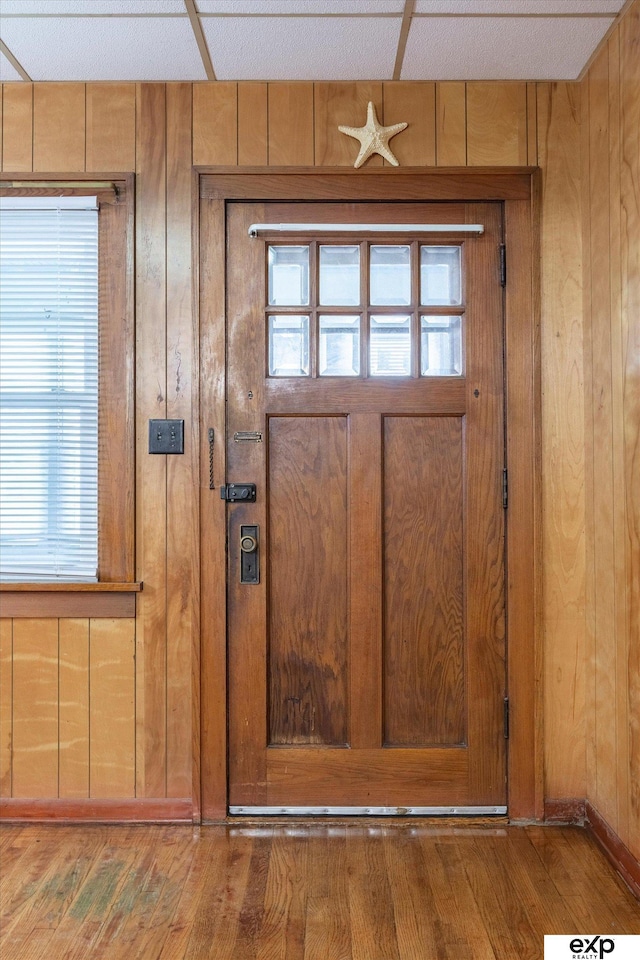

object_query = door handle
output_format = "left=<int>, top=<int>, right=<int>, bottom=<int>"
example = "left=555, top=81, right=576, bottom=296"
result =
left=240, top=525, right=259, bottom=584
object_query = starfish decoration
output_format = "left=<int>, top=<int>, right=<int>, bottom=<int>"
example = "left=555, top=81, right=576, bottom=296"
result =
left=338, top=101, right=408, bottom=169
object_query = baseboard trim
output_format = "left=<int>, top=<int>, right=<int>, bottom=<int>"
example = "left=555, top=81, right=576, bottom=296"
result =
left=0, top=797, right=194, bottom=824
left=544, top=797, right=586, bottom=824
left=585, top=801, right=640, bottom=900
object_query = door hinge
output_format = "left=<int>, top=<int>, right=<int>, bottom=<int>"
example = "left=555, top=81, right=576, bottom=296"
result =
left=503, top=697, right=510, bottom=739
left=502, top=468, right=508, bottom=509
left=499, top=244, right=507, bottom=287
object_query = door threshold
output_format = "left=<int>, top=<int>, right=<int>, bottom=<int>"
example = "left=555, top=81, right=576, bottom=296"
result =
left=229, top=806, right=508, bottom=817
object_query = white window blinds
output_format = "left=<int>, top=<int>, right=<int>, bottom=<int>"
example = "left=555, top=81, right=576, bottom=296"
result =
left=0, top=196, right=99, bottom=581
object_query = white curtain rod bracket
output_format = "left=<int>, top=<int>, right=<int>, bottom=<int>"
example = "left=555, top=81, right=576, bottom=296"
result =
left=248, top=223, right=484, bottom=238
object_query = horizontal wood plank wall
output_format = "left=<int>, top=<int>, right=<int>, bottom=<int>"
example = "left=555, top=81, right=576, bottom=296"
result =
left=0, top=54, right=633, bottom=842
left=582, top=3, right=640, bottom=864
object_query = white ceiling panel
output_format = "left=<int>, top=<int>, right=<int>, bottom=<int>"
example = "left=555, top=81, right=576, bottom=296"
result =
left=0, top=16, right=207, bottom=80
left=402, top=15, right=613, bottom=79
left=202, top=15, right=401, bottom=79
left=0, top=51, right=24, bottom=81
left=197, top=1, right=403, bottom=13
left=0, top=1, right=186, bottom=13
left=414, top=1, right=624, bottom=12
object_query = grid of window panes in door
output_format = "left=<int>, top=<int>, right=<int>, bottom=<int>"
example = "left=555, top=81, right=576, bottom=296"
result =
left=267, top=241, right=464, bottom=378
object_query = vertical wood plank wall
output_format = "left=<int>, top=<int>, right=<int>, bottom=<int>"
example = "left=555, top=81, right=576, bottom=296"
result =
left=581, top=4, right=640, bottom=861
left=0, top=3, right=638, bottom=859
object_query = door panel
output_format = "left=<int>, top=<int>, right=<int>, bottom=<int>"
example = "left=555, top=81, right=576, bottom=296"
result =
left=268, top=416, right=348, bottom=747
left=383, top=415, right=465, bottom=747
left=225, top=200, right=505, bottom=811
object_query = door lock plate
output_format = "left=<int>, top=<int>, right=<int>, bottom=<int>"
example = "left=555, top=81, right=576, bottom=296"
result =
left=240, top=525, right=259, bottom=584
left=220, top=483, right=257, bottom=502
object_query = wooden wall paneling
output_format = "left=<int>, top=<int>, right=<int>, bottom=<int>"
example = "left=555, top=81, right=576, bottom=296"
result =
left=608, top=26, right=630, bottom=852
left=267, top=83, right=314, bottom=166
left=0, top=86, right=3, bottom=166
left=238, top=83, right=267, bottom=166
left=435, top=82, right=466, bottom=166
left=527, top=83, right=538, bottom=166
left=2, top=83, right=33, bottom=171
left=537, top=82, right=586, bottom=800
left=382, top=82, right=435, bottom=166
left=58, top=619, right=89, bottom=799
left=0, top=620, right=12, bottom=797
left=89, top=619, right=135, bottom=798
left=193, top=82, right=238, bottom=166
left=314, top=82, right=383, bottom=166
left=198, top=197, right=228, bottom=819
left=504, top=197, right=542, bottom=820
left=588, top=45, right=618, bottom=831
left=12, top=620, right=58, bottom=798
left=33, top=83, right=85, bottom=172
left=581, top=68, right=597, bottom=822
left=466, top=83, right=528, bottom=167
left=166, top=83, right=196, bottom=801
left=619, top=1, right=640, bottom=860
left=135, top=83, right=168, bottom=798
left=85, top=83, right=136, bottom=172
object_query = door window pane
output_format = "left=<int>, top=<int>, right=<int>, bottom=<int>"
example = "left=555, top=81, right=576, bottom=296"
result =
left=420, top=246, right=462, bottom=305
left=319, top=246, right=360, bottom=305
left=268, top=246, right=309, bottom=305
left=421, top=316, right=463, bottom=376
left=319, top=315, right=360, bottom=376
left=370, top=246, right=411, bottom=305
left=370, top=315, right=411, bottom=377
left=268, top=315, right=309, bottom=376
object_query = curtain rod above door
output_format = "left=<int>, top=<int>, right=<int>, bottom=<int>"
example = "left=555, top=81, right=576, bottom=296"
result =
left=248, top=223, right=484, bottom=238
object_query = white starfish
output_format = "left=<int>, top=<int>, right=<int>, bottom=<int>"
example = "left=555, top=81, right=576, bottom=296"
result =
left=338, top=101, right=408, bottom=169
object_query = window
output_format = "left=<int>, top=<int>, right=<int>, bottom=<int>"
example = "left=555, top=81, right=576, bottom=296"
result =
left=0, top=197, right=99, bottom=580
left=0, top=181, right=134, bottom=585
left=266, top=241, right=465, bottom=379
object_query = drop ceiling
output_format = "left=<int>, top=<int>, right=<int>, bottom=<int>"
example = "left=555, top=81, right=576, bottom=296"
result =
left=0, top=1, right=628, bottom=84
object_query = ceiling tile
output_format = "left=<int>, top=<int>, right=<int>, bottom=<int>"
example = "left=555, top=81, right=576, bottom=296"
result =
left=0, top=51, right=24, bottom=81
left=0, top=1, right=185, bottom=12
left=402, top=15, right=613, bottom=79
left=0, top=16, right=207, bottom=81
left=202, top=15, right=401, bottom=79
left=197, top=1, right=403, bottom=12
left=414, top=1, right=624, bottom=12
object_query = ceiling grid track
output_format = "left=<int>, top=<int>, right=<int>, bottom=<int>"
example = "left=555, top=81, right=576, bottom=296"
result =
left=184, top=0, right=216, bottom=82
left=393, top=0, right=415, bottom=81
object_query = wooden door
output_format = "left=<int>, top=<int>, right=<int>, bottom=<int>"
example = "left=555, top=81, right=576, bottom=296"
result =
left=226, top=200, right=506, bottom=813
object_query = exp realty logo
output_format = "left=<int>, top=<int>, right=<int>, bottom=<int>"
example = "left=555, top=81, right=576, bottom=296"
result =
left=545, top=935, right=639, bottom=959
left=567, top=937, right=615, bottom=958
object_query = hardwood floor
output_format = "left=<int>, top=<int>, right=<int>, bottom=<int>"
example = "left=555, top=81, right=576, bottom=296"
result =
left=0, top=821, right=638, bottom=959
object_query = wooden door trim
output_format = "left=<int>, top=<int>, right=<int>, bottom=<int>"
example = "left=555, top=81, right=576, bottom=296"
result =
left=197, top=168, right=542, bottom=822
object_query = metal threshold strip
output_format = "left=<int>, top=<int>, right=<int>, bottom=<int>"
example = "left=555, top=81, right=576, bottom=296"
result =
left=248, top=223, right=484, bottom=238
left=229, top=806, right=507, bottom=816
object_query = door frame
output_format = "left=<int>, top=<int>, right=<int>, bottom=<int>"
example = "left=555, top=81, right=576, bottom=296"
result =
left=196, top=167, right=542, bottom=822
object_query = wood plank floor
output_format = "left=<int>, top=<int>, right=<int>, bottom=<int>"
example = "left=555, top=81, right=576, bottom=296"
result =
left=0, top=822, right=638, bottom=959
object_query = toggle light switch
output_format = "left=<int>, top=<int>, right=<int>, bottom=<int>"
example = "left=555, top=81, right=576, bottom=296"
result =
left=148, top=419, right=184, bottom=454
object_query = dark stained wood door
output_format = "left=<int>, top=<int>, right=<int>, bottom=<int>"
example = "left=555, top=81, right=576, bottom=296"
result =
left=226, top=200, right=506, bottom=811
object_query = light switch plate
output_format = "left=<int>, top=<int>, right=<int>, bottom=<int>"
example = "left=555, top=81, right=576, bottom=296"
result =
left=149, top=419, right=184, bottom=454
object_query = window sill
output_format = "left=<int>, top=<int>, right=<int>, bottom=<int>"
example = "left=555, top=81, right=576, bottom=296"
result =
left=0, top=582, right=142, bottom=619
